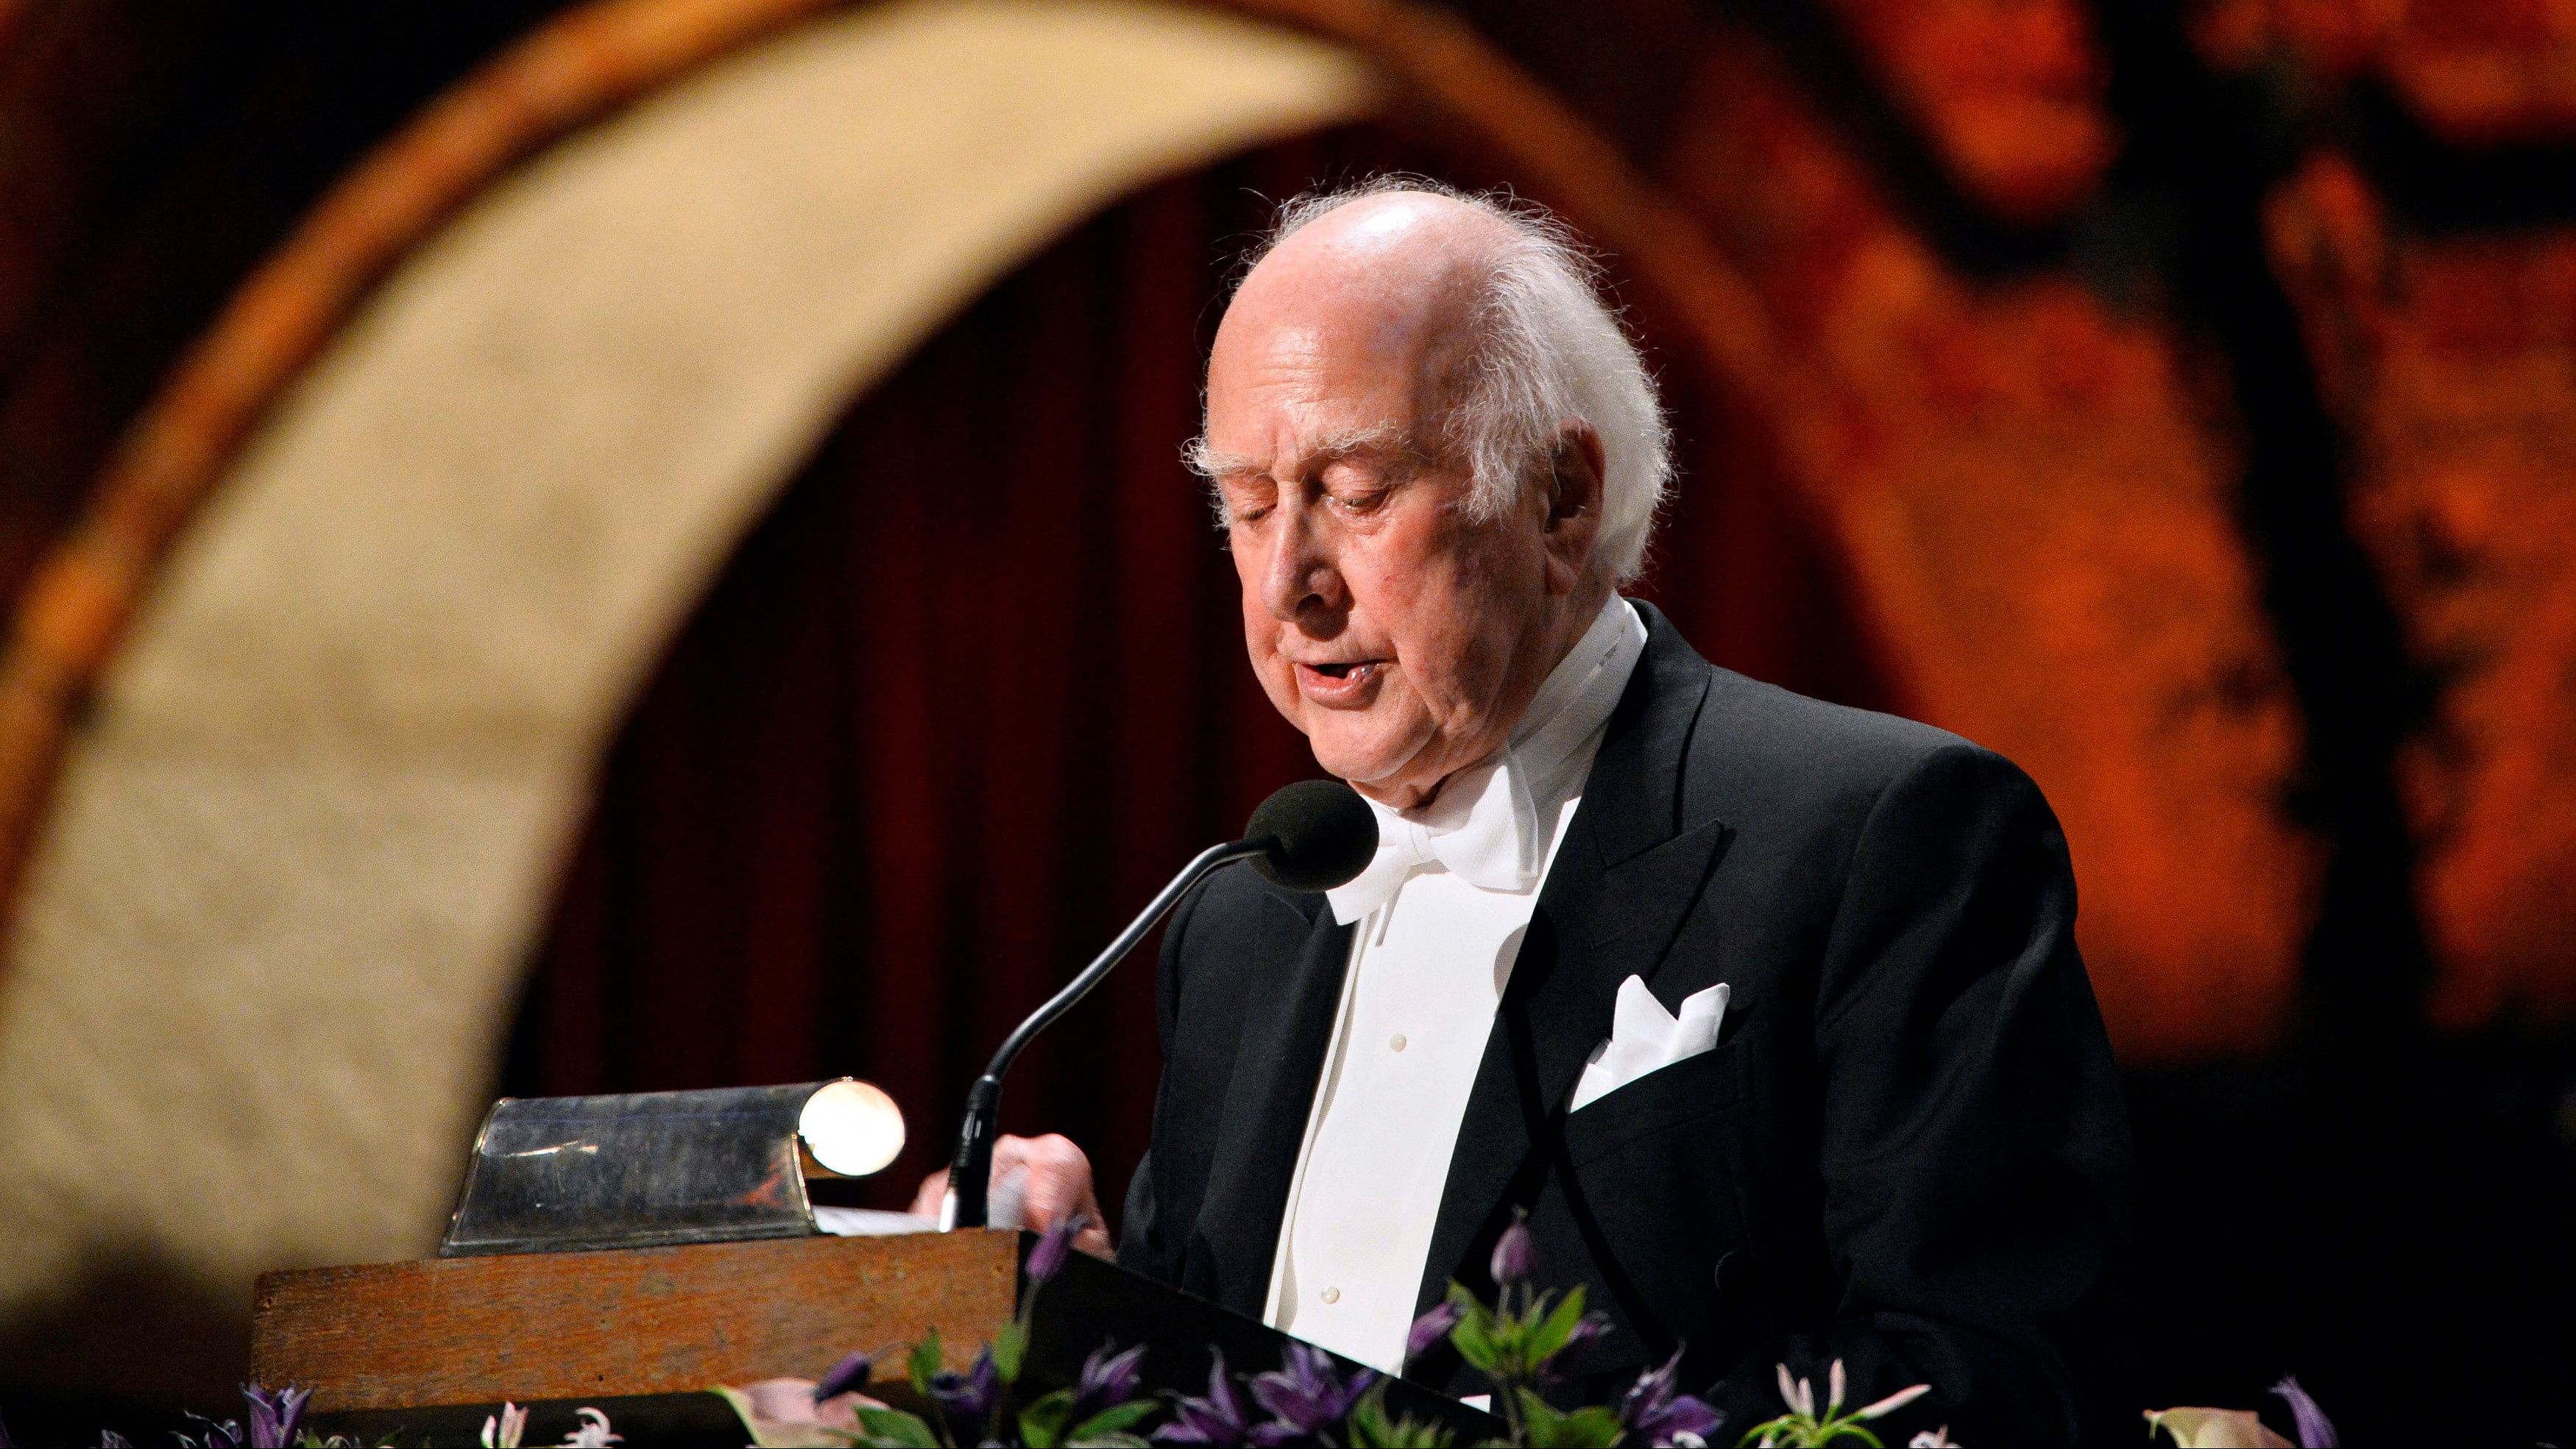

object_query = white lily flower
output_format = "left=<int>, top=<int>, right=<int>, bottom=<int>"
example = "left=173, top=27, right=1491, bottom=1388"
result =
left=481, top=1402, right=527, bottom=1449
left=559, top=1406, right=622, bottom=1446
left=1828, top=1359, right=1847, bottom=1415
left=1857, top=1383, right=1935, bottom=1420
left=2145, top=1406, right=2295, bottom=1448
left=1908, top=1427, right=1960, bottom=1448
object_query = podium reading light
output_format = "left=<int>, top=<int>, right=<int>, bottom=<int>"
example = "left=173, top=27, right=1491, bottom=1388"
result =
left=941, top=779, right=1378, bottom=1231
left=798, top=1077, right=907, bottom=1177
left=439, top=1077, right=907, bottom=1256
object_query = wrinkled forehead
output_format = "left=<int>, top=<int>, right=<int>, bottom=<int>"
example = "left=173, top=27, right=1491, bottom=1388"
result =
left=1205, top=238, right=1486, bottom=472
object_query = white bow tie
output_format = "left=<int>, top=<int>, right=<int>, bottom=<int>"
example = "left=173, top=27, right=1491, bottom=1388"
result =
left=1325, top=750, right=1543, bottom=923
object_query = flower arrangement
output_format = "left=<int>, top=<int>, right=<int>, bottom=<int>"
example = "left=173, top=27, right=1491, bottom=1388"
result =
left=716, top=1211, right=1933, bottom=1448
left=0, top=1381, right=627, bottom=1449
left=0, top=1216, right=2337, bottom=1449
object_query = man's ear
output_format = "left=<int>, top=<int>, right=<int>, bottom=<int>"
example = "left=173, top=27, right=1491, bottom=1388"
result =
left=1540, top=422, right=1607, bottom=590
left=1546, top=422, right=1607, bottom=525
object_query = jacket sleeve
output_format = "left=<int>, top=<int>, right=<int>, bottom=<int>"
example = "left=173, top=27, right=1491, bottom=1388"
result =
left=1707, top=743, right=2133, bottom=1448
left=1114, top=876, right=1205, bottom=1285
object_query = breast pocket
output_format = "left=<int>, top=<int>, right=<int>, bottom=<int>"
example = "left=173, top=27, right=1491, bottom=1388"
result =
left=1562, top=1035, right=1746, bottom=1169
left=1549, top=1037, right=1758, bottom=1379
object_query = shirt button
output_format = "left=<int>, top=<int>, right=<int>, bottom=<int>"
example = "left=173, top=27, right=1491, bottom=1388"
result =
left=1320, top=1286, right=1341, bottom=1304
left=1389, top=1033, right=1408, bottom=1052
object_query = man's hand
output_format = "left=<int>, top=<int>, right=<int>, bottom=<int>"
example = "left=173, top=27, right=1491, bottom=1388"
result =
left=909, top=1133, right=1112, bottom=1258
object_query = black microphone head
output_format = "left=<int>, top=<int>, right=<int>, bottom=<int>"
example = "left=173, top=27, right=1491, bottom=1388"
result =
left=1243, top=779, right=1379, bottom=893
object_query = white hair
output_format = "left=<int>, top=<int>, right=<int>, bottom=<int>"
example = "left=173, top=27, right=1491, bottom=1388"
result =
left=1189, top=177, right=1671, bottom=584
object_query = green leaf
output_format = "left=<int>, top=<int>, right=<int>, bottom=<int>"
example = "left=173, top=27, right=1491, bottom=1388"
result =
left=856, top=1406, right=941, bottom=1448
left=1523, top=1286, right=1588, bottom=1367
left=1350, top=1384, right=1390, bottom=1442
left=1510, top=1286, right=1550, bottom=1333
left=1514, top=1393, right=1622, bottom=1449
left=1017, top=1389, right=1076, bottom=1448
left=1347, top=1384, right=1457, bottom=1449
left=1450, top=1305, right=1505, bottom=1375
left=1348, top=1384, right=1397, bottom=1448
left=907, top=1331, right=944, bottom=1398
left=1065, top=1399, right=1160, bottom=1443
left=992, top=1319, right=1029, bottom=1386
left=1516, top=1389, right=1565, bottom=1439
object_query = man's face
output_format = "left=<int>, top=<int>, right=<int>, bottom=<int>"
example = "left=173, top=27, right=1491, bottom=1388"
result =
left=1200, top=196, right=1599, bottom=808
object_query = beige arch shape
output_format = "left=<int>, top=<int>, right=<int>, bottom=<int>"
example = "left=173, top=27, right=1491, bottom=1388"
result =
left=0, top=0, right=1377, bottom=1360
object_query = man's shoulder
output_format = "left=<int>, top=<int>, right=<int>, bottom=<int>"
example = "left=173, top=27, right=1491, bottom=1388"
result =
left=1693, top=662, right=1972, bottom=773
left=1666, top=652, right=2028, bottom=832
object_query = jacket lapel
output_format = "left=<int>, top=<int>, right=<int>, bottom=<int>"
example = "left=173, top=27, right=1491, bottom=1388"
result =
left=1412, top=604, right=1729, bottom=1315
left=1189, top=887, right=1356, bottom=1315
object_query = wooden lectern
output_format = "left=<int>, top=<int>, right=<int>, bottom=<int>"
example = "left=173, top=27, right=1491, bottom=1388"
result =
left=252, top=1231, right=1018, bottom=1410
left=251, top=1083, right=1493, bottom=1439
left=252, top=1229, right=1496, bottom=1442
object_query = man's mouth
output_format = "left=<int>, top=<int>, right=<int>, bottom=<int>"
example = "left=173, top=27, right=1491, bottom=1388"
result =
left=1295, top=659, right=1387, bottom=697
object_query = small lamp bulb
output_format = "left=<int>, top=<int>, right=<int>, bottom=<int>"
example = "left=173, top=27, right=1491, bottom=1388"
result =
left=799, top=1079, right=905, bottom=1177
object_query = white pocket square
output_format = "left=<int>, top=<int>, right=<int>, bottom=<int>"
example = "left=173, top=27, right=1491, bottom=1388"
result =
left=1568, top=976, right=1730, bottom=1113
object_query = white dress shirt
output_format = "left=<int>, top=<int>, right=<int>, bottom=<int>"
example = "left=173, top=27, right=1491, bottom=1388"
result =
left=1262, top=595, right=1649, bottom=1372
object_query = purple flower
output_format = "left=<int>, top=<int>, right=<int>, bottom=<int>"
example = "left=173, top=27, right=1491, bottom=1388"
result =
left=927, top=1346, right=1001, bottom=1428
left=1490, top=1215, right=1536, bottom=1286
left=2271, top=1375, right=2339, bottom=1449
left=1249, top=1343, right=1376, bottom=1435
left=1156, top=1349, right=1254, bottom=1445
left=813, top=1350, right=872, bottom=1403
left=1620, top=1350, right=1724, bottom=1445
left=241, top=1384, right=309, bottom=1449
left=1405, top=1300, right=1463, bottom=1360
left=1073, top=1341, right=1148, bottom=1417
left=1028, top=1213, right=1089, bottom=1285
left=1537, top=1311, right=1615, bottom=1384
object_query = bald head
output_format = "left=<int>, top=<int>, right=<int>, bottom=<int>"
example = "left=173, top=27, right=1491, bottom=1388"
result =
left=1210, top=191, right=1514, bottom=457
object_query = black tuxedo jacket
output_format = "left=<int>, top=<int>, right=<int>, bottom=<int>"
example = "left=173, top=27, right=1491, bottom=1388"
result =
left=1118, top=603, right=2131, bottom=1445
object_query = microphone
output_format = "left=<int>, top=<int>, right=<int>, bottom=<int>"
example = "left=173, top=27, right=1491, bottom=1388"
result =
left=940, top=779, right=1379, bottom=1230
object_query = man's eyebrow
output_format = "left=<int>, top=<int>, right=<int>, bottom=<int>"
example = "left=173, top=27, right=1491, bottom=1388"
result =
left=1193, top=425, right=1418, bottom=482
left=1304, top=424, right=1415, bottom=471
left=1189, top=444, right=1267, bottom=481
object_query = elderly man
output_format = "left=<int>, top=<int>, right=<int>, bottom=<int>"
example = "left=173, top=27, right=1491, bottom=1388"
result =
left=921, top=182, right=2131, bottom=1444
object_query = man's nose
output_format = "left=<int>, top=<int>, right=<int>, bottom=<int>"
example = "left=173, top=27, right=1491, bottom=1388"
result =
left=1259, top=498, right=1345, bottom=623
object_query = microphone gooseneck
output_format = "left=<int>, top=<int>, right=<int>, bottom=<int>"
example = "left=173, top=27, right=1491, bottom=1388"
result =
left=941, top=779, right=1379, bottom=1231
